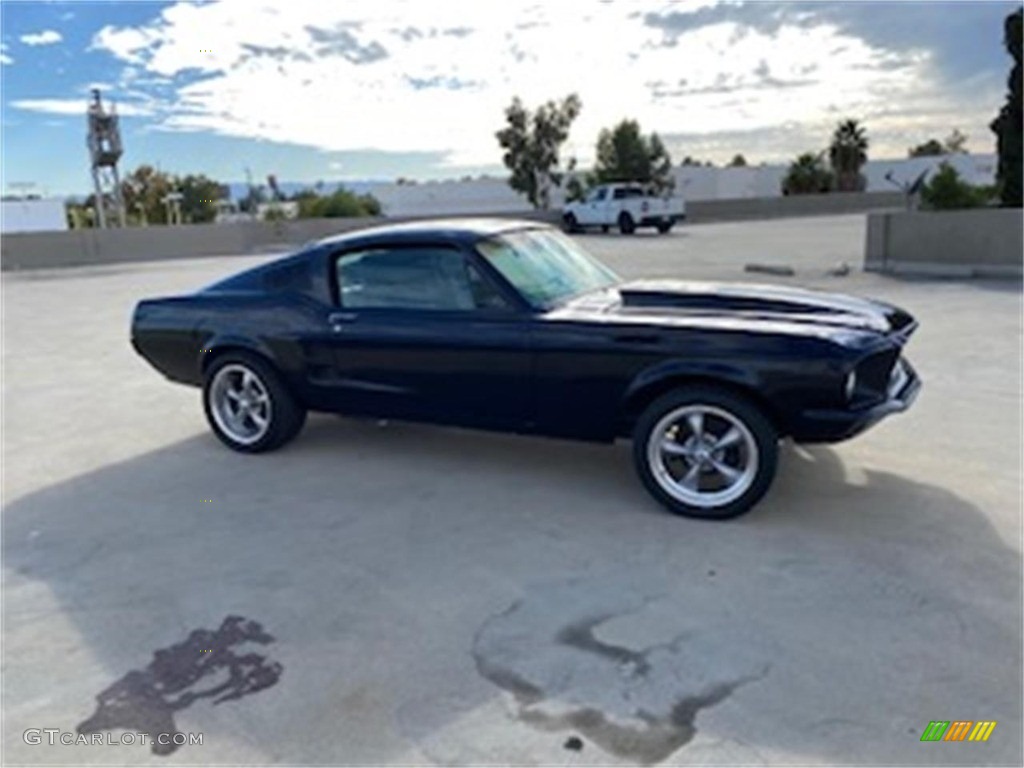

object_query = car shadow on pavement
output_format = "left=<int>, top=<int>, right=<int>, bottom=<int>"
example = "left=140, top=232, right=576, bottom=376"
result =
left=3, top=417, right=1021, bottom=765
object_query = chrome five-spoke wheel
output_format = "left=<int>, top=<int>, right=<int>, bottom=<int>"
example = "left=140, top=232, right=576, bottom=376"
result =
left=202, top=352, right=307, bottom=453
left=632, top=386, right=778, bottom=519
left=647, top=405, right=758, bottom=508
left=209, top=364, right=273, bottom=445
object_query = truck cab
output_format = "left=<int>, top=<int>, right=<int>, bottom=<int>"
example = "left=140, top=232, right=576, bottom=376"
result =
left=563, top=183, right=686, bottom=235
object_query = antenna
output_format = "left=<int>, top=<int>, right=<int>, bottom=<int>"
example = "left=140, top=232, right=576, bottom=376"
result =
left=86, top=89, right=127, bottom=227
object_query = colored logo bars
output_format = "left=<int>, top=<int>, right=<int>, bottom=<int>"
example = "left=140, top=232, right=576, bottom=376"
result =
left=920, top=721, right=997, bottom=742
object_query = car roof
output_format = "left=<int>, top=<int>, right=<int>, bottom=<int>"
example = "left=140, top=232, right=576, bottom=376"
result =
left=313, top=217, right=549, bottom=249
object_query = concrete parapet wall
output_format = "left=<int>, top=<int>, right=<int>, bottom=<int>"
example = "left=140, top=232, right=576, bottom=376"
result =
left=0, top=212, right=558, bottom=271
left=2, top=194, right=903, bottom=271
left=689, top=191, right=903, bottom=223
left=864, top=208, right=1023, bottom=278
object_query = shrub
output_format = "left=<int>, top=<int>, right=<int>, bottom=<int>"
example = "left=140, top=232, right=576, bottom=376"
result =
left=295, top=188, right=381, bottom=218
left=920, top=163, right=994, bottom=210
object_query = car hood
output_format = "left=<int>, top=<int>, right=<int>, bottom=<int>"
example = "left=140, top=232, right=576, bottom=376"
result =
left=556, top=279, right=916, bottom=339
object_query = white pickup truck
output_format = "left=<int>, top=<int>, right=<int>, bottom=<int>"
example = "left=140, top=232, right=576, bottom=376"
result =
left=562, top=183, right=685, bottom=235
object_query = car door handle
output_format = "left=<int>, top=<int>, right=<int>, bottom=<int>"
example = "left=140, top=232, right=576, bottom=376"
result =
left=328, top=312, right=357, bottom=329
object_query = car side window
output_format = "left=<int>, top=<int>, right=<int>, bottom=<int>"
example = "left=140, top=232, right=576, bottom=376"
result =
left=335, top=247, right=510, bottom=312
left=593, top=188, right=608, bottom=202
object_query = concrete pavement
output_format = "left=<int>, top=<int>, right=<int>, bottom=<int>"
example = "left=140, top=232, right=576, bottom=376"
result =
left=3, top=214, right=1021, bottom=765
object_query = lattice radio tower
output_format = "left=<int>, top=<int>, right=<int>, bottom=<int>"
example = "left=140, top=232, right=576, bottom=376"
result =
left=86, top=89, right=127, bottom=228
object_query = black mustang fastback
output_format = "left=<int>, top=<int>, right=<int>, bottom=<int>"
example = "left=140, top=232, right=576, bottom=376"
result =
left=132, top=219, right=920, bottom=519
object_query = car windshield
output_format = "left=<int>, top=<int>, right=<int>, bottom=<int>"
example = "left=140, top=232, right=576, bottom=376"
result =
left=475, top=229, right=619, bottom=308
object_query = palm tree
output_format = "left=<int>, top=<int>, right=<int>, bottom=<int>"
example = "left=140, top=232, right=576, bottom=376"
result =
left=782, top=152, right=834, bottom=195
left=828, top=119, right=869, bottom=192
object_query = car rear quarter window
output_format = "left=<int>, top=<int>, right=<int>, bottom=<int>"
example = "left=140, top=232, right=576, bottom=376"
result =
left=263, top=258, right=312, bottom=293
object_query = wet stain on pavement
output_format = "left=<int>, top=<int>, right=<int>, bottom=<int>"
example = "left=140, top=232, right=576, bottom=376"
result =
left=473, top=596, right=769, bottom=765
left=556, top=614, right=653, bottom=677
left=77, top=615, right=282, bottom=755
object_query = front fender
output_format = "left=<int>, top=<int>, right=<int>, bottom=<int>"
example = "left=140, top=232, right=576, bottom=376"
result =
left=623, top=359, right=764, bottom=407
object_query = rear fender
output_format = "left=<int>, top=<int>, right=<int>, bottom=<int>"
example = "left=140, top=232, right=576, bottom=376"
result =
left=199, top=334, right=280, bottom=374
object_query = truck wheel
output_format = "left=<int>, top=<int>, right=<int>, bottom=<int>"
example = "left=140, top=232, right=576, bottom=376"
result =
left=657, top=221, right=674, bottom=234
left=601, top=225, right=610, bottom=234
left=562, top=213, right=580, bottom=233
left=618, top=212, right=636, bottom=235
left=632, top=386, right=778, bottom=519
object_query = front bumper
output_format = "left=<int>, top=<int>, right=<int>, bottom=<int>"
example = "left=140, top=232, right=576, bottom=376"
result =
left=791, top=358, right=922, bottom=443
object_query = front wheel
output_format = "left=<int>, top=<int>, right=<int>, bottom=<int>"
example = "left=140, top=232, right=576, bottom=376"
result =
left=618, top=212, right=636, bottom=235
left=562, top=213, right=580, bottom=233
left=657, top=221, right=674, bottom=234
left=632, top=386, right=778, bottom=519
left=203, top=352, right=307, bottom=453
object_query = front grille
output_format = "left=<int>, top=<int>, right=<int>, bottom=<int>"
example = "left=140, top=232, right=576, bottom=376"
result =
left=857, top=348, right=899, bottom=395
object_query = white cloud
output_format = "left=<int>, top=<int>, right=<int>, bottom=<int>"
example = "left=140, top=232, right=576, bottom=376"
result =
left=1, top=43, right=13, bottom=66
left=20, top=29, right=63, bottom=46
left=11, top=98, right=153, bottom=117
left=85, top=0, right=996, bottom=166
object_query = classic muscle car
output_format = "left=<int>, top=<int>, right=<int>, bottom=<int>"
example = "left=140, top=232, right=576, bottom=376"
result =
left=131, top=219, right=920, bottom=519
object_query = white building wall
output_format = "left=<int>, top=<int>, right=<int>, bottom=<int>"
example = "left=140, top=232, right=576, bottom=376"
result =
left=365, top=154, right=997, bottom=217
left=1, top=198, right=68, bottom=233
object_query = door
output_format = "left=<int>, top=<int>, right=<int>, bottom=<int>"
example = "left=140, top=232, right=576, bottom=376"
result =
left=578, top=186, right=609, bottom=226
left=322, top=243, right=532, bottom=429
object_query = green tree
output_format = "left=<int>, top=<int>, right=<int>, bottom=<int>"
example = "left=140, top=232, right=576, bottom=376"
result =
left=782, top=152, right=834, bottom=195
left=178, top=174, right=223, bottom=223
left=293, top=187, right=381, bottom=218
left=119, top=166, right=226, bottom=224
left=495, top=93, right=581, bottom=209
left=66, top=202, right=97, bottom=229
left=728, top=154, right=748, bottom=167
left=991, top=8, right=1022, bottom=207
left=120, top=165, right=175, bottom=224
left=920, top=162, right=993, bottom=210
left=592, top=119, right=675, bottom=194
left=943, top=129, right=968, bottom=154
left=909, top=130, right=969, bottom=157
left=828, top=119, right=869, bottom=191
left=908, top=138, right=945, bottom=157
left=564, top=174, right=590, bottom=203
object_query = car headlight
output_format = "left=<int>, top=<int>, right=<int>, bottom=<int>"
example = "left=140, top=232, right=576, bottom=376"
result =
left=844, top=370, right=857, bottom=401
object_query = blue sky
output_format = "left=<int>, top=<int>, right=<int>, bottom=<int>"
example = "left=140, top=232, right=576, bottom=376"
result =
left=1, top=0, right=1019, bottom=197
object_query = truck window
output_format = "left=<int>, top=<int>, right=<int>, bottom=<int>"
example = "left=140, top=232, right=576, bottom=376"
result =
left=612, top=187, right=644, bottom=200
left=590, top=188, right=608, bottom=202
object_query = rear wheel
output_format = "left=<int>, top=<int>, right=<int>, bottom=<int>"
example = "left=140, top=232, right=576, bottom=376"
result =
left=618, top=212, right=636, bottom=235
left=657, top=220, right=674, bottom=234
left=601, top=225, right=610, bottom=234
left=632, top=386, right=778, bottom=519
left=203, top=352, right=306, bottom=453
